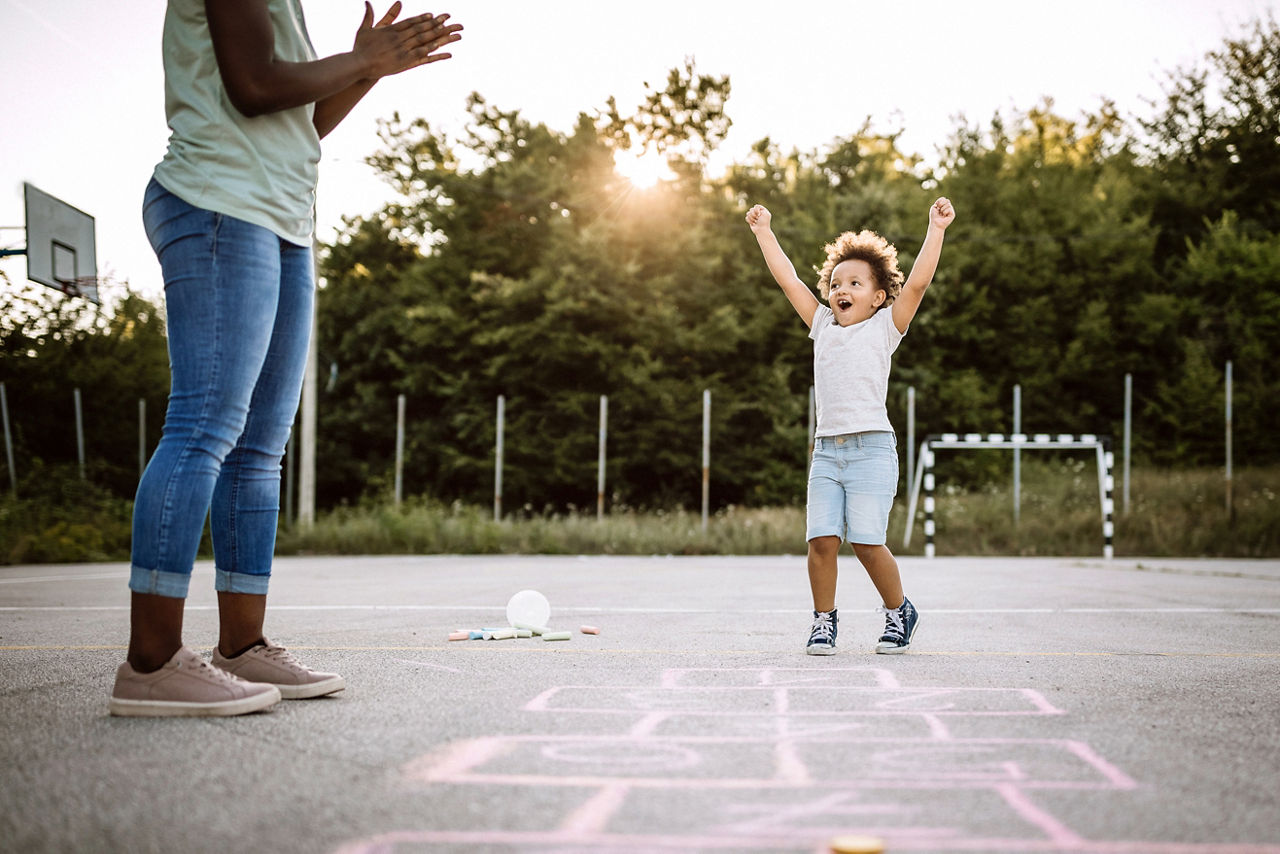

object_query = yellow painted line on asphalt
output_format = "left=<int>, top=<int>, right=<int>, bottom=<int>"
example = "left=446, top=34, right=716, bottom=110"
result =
left=917, top=650, right=1280, bottom=658
left=2, top=645, right=1279, bottom=658
left=0, top=645, right=129, bottom=650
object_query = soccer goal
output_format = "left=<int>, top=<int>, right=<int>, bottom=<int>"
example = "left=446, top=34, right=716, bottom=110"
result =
left=902, top=433, right=1115, bottom=558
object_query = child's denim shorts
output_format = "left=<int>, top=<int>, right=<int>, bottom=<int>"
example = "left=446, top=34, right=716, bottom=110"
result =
left=806, top=431, right=899, bottom=545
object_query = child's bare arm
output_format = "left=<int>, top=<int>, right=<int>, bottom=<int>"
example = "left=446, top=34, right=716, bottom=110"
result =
left=892, top=197, right=955, bottom=334
left=745, top=205, right=819, bottom=328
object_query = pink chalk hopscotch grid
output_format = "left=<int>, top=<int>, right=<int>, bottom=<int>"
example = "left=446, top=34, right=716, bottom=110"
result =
left=333, top=667, right=1280, bottom=853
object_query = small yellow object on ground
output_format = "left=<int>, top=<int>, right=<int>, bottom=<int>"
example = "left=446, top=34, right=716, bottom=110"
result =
left=542, top=631, right=572, bottom=641
left=828, top=835, right=885, bottom=854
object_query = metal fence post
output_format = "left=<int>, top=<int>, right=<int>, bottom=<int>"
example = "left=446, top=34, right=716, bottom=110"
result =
left=138, top=398, right=147, bottom=481
left=807, top=385, right=815, bottom=459
left=906, top=386, right=915, bottom=491
left=74, top=388, right=85, bottom=481
left=1013, top=384, right=1021, bottom=524
left=394, top=394, right=406, bottom=509
left=494, top=394, right=505, bottom=522
left=1225, top=361, right=1233, bottom=519
left=701, top=389, right=710, bottom=532
left=1123, top=373, right=1132, bottom=514
left=1, top=383, right=16, bottom=496
left=298, top=287, right=318, bottom=528
left=597, top=395, right=608, bottom=521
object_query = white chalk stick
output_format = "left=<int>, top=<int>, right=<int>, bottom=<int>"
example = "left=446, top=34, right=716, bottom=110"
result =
left=542, top=631, right=572, bottom=641
left=488, top=628, right=517, bottom=640
left=513, top=622, right=551, bottom=635
left=515, top=629, right=533, bottom=638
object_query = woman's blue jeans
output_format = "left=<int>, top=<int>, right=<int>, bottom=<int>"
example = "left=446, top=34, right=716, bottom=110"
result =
left=131, top=178, right=313, bottom=599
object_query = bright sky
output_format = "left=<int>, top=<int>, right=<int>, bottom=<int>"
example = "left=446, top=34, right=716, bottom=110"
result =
left=1, top=0, right=1274, bottom=303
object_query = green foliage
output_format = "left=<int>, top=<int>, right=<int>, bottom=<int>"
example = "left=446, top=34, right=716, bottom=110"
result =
left=320, top=62, right=813, bottom=510
left=1137, top=15, right=1280, bottom=255
left=0, top=274, right=170, bottom=499
left=312, top=20, right=1280, bottom=507
left=0, top=462, right=133, bottom=563
left=5, top=18, right=1280, bottom=533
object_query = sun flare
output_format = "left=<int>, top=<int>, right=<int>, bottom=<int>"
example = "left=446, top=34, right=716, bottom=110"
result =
left=613, top=148, right=671, bottom=189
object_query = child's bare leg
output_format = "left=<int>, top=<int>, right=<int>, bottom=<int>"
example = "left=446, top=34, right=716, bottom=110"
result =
left=807, top=535, right=841, bottom=612
left=851, top=543, right=904, bottom=609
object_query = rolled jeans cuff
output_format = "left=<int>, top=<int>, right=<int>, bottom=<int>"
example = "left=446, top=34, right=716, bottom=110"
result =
left=129, top=566, right=191, bottom=599
left=215, top=567, right=271, bottom=595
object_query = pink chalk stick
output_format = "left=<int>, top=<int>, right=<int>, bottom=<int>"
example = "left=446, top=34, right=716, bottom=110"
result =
left=447, top=631, right=470, bottom=641
left=580, top=625, right=600, bottom=635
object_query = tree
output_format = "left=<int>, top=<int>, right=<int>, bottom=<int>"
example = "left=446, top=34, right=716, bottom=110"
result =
left=0, top=274, right=170, bottom=498
left=1137, top=15, right=1280, bottom=257
left=1158, top=212, right=1280, bottom=465
left=922, top=100, right=1159, bottom=442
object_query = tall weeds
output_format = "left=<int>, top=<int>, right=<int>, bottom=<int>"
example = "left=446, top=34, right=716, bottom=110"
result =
left=3, top=463, right=1276, bottom=563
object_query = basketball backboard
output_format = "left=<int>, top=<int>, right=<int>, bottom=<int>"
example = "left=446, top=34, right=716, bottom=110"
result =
left=22, top=182, right=98, bottom=304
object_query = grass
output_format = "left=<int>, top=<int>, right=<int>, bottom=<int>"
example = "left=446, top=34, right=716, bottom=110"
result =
left=3, top=463, right=1277, bottom=564
left=274, top=461, right=1279, bottom=559
left=925, top=460, right=1278, bottom=557
left=274, top=501, right=804, bottom=557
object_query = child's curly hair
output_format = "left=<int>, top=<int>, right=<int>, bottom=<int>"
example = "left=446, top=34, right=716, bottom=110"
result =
left=815, top=230, right=905, bottom=306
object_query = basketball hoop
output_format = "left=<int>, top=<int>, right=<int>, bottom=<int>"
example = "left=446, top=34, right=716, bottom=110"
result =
left=17, top=183, right=100, bottom=305
left=54, top=276, right=103, bottom=304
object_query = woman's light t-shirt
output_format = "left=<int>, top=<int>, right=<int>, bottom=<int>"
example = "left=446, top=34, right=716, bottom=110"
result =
left=153, top=0, right=320, bottom=246
left=809, top=304, right=905, bottom=437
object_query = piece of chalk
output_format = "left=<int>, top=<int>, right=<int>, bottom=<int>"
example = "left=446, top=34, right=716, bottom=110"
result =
left=513, top=622, right=551, bottom=635
left=828, top=835, right=885, bottom=854
left=468, top=631, right=484, bottom=640
left=515, top=629, right=533, bottom=638
left=447, top=631, right=470, bottom=641
left=579, top=625, right=600, bottom=635
left=542, top=631, right=572, bottom=641
left=488, top=628, right=516, bottom=640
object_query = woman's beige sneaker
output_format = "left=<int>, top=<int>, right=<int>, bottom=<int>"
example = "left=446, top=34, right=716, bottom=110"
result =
left=109, top=646, right=282, bottom=717
left=212, top=639, right=345, bottom=699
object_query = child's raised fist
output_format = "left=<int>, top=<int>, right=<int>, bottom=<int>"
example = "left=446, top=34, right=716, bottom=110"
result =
left=930, top=197, right=955, bottom=229
left=745, top=204, right=772, bottom=233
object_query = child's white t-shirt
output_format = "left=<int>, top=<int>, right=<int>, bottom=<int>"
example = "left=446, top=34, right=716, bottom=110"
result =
left=808, top=304, right=904, bottom=437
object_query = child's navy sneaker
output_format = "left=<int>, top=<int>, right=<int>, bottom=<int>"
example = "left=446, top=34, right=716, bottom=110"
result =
left=875, top=596, right=919, bottom=654
left=806, top=609, right=838, bottom=655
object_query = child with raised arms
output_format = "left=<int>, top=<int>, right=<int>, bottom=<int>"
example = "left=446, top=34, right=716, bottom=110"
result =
left=745, top=197, right=955, bottom=654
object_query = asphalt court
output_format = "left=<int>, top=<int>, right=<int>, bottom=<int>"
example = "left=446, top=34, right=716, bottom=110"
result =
left=1, top=554, right=1278, bottom=853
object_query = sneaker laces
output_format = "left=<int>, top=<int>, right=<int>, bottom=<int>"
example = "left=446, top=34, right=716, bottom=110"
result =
left=256, top=642, right=306, bottom=672
left=809, top=611, right=835, bottom=643
left=184, top=655, right=246, bottom=685
left=878, top=605, right=905, bottom=641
